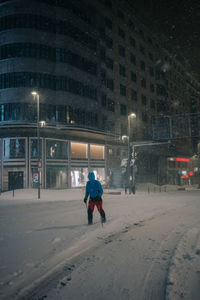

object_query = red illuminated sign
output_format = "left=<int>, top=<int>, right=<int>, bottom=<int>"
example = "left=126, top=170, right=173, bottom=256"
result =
left=181, top=174, right=189, bottom=179
left=176, top=157, right=190, bottom=162
left=189, top=171, right=194, bottom=176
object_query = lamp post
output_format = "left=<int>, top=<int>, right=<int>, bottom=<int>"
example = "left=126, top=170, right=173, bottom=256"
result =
left=32, top=91, right=40, bottom=199
left=127, top=112, right=136, bottom=193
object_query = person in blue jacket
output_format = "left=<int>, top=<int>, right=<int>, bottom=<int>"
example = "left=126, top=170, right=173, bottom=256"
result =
left=84, top=172, right=106, bottom=225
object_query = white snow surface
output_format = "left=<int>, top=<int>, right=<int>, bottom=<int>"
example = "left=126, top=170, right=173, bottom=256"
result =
left=0, top=187, right=200, bottom=299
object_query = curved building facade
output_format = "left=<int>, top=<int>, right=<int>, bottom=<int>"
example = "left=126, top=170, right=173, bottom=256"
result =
left=0, top=0, right=123, bottom=191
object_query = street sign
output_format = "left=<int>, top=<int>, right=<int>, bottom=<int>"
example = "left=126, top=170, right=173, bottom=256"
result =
left=33, top=173, right=38, bottom=183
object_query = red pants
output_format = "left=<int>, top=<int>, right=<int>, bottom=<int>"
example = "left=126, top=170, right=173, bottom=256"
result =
left=88, top=200, right=103, bottom=212
left=87, top=200, right=106, bottom=224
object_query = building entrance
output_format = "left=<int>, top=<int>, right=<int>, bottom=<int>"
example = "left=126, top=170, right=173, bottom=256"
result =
left=8, top=171, right=24, bottom=190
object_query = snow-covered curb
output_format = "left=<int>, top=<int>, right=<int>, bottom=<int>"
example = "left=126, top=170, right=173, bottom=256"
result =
left=0, top=188, right=85, bottom=205
left=165, top=226, right=200, bottom=300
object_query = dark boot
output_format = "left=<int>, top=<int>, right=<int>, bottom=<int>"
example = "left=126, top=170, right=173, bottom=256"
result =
left=88, top=208, right=93, bottom=225
left=100, top=210, right=106, bottom=223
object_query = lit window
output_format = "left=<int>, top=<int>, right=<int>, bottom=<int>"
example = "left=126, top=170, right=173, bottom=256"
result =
left=90, top=144, right=104, bottom=160
left=71, top=142, right=88, bottom=159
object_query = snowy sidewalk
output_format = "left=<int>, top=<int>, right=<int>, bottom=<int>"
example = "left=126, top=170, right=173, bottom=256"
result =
left=0, top=188, right=125, bottom=206
left=0, top=184, right=198, bottom=205
left=0, top=188, right=85, bottom=204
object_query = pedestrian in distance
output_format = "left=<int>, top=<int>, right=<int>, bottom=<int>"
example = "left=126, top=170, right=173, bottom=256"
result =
left=84, top=172, right=106, bottom=225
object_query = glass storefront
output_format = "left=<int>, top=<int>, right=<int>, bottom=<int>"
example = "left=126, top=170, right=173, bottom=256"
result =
left=71, top=167, right=88, bottom=187
left=1, top=137, right=106, bottom=190
left=4, top=138, right=25, bottom=159
left=90, top=144, right=104, bottom=160
left=46, top=139, right=68, bottom=159
left=71, top=142, right=88, bottom=159
left=30, top=138, right=42, bottom=158
left=46, top=166, right=68, bottom=189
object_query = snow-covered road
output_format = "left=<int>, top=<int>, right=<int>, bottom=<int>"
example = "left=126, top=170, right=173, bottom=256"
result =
left=0, top=188, right=200, bottom=299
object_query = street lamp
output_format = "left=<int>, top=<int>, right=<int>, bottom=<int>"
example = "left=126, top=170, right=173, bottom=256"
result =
left=127, top=112, right=136, bottom=193
left=31, top=91, right=41, bottom=199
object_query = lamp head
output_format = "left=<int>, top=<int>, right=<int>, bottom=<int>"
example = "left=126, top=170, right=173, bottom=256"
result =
left=129, top=112, right=136, bottom=118
left=31, top=91, right=38, bottom=96
left=122, top=135, right=129, bottom=141
left=40, top=121, right=46, bottom=127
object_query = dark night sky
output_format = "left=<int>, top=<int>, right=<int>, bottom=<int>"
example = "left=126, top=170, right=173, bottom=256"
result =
left=132, top=0, right=200, bottom=80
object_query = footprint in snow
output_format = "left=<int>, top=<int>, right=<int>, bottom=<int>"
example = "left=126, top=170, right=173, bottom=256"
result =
left=104, top=239, right=112, bottom=244
left=52, top=237, right=62, bottom=243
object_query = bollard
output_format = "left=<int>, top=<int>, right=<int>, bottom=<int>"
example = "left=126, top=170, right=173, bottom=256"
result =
left=148, top=186, right=150, bottom=194
left=13, top=189, right=15, bottom=197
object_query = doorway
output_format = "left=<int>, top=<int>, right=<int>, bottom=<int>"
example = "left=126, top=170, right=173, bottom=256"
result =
left=8, top=171, right=24, bottom=190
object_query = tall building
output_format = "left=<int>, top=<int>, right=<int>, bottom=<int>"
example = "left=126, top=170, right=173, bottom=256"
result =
left=0, top=0, right=199, bottom=191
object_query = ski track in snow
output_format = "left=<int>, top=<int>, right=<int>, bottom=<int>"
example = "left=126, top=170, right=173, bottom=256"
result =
left=21, top=209, right=200, bottom=299
left=0, top=189, right=200, bottom=299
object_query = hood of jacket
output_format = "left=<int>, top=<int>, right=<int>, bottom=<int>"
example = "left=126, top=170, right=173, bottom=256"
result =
left=88, top=172, right=95, bottom=180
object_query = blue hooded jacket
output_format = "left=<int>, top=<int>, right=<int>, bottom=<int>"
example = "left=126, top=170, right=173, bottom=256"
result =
left=84, top=172, right=103, bottom=200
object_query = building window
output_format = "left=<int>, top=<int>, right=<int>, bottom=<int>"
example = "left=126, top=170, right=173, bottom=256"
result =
left=46, top=166, right=68, bottom=189
left=90, top=144, right=105, bottom=160
left=130, top=37, right=136, bottom=47
left=0, top=72, right=97, bottom=100
left=106, top=78, right=114, bottom=91
left=142, top=112, right=147, bottom=122
left=100, top=47, right=106, bottom=61
left=105, top=35, right=113, bottom=48
left=149, top=66, right=154, bottom=77
left=0, top=14, right=97, bottom=51
left=118, top=27, right=125, bottom=39
left=120, top=84, right=126, bottom=96
left=128, top=20, right=135, bottom=31
left=101, top=93, right=107, bottom=107
left=4, top=138, right=25, bottom=159
left=0, top=104, right=4, bottom=121
left=108, top=99, right=115, bottom=112
left=141, top=78, right=146, bottom=88
left=46, top=140, right=68, bottom=159
left=131, top=72, right=137, bottom=82
left=150, top=83, right=155, bottom=93
left=130, top=53, right=136, bottom=64
left=117, top=9, right=124, bottom=20
left=149, top=52, right=153, bottom=61
left=118, top=45, right=125, bottom=57
left=119, top=64, right=126, bottom=77
left=105, top=17, right=112, bottom=29
left=139, top=44, right=145, bottom=55
left=31, top=138, right=42, bottom=158
left=150, top=98, right=155, bottom=109
left=120, top=104, right=127, bottom=116
left=142, top=95, right=147, bottom=105
left=131, top=89, right=137, bottom=101
left=147, top=37, right=153, bottom=44
left=139, top=29, right=145, bottom=39
left=100, top=69, right=106, bottom=85
left=71, top=142, right=88, bottom=159
left=71, top=167, right=88, bottom=187
left=140, top=61, right=146, bottom=71
left=106, top=57, right=114, bottom=70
